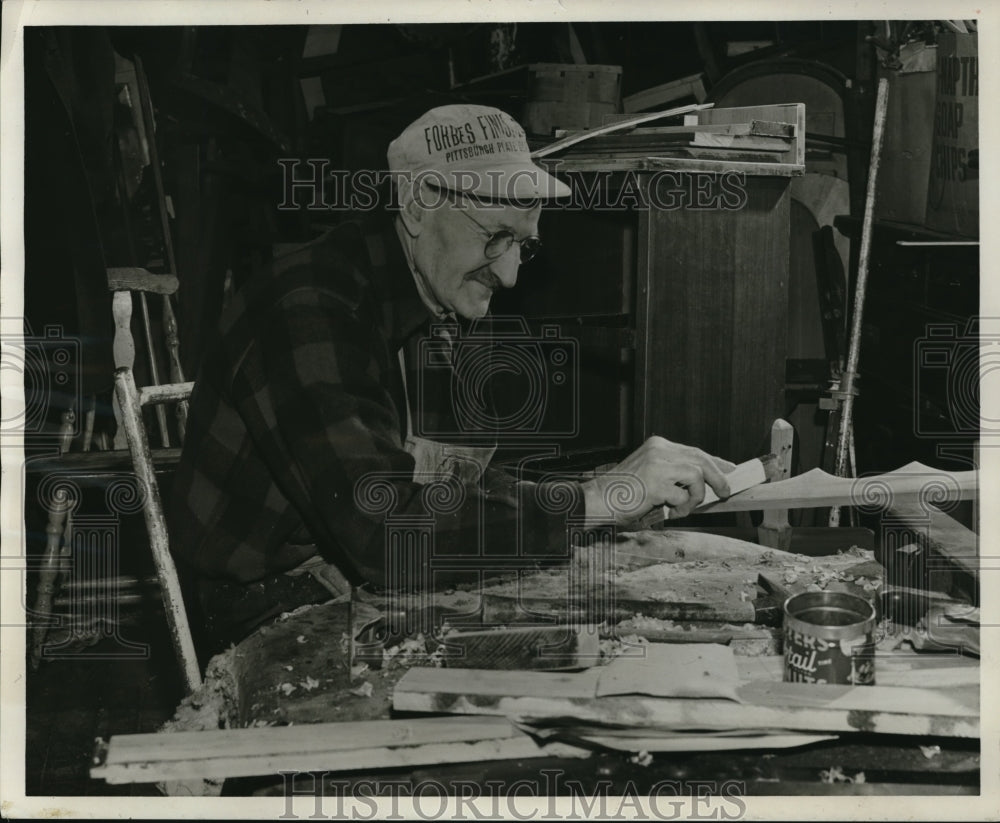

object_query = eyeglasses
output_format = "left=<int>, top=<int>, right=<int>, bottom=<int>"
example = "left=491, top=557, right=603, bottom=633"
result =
left=451, top=197, right=543, bottom=264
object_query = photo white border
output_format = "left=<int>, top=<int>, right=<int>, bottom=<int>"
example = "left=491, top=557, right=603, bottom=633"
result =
left=1, top=0, right=996, bottom=819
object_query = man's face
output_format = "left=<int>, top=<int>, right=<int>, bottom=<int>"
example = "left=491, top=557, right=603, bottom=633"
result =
left=411, top=192, right=542, bottom=319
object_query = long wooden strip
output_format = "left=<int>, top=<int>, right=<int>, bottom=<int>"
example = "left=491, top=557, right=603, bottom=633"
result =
left=394, top=690, right=978, bottom=739
left=736, top=653, right=980, bottom=688
left=91, top=716, right=589, bottom=784
left=530, top=102, right=714, bottom=158
left=701, top=463, right=976, bottom=514
left=114, top=368, right=201, bottom=695
left=392, top=668, right=979, bottom=738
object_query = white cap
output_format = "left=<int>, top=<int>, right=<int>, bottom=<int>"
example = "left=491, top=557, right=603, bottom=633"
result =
left=387, top=104, right=571, bottom=201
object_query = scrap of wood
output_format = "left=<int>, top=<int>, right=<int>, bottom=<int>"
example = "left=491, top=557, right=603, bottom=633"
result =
left=758, top=419, right=794, bottom=550
left=392, top=668, right=979, bottom=738
left=691, top=132, right=791, bottom=151
left=698, top=103, right=806, bottom=167
left=622, top=73, right=708, bottom=112
left=530, top=102, right=714, bottom=158
left=701, top=463, right=977, bottom=514
left=91, top=716, right=589, bottom=784
left=550, top=732, right=836, bottom=753
left=442, top=624, right=600, bottom=670
left=888, top=503, right=978, bottom=577
left=612, top=529, right=799, bottom=566
left=554, top=121, right=796, bottom=140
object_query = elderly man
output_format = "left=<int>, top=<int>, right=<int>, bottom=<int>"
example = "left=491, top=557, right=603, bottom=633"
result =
left=171, top=104, right=733, bottom=653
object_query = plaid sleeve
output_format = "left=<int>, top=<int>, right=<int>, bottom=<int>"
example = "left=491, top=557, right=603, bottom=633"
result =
left=228, top=269, right=585, bottom=588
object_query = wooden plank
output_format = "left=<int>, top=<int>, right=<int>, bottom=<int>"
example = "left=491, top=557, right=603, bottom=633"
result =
left=612, top=529, right=799, bottom=565
left=702, top=463, right=977, bottom=514
left=736, top=680, right=977, bottom=717
left=691, top=133, right=792, bottom=151
left=555, top=122, right=796, bottom=139
left=736, top=653, right=980, bottom=688
left=622, top=73, right=708, bottom=112
left=442, top=624, right=600, bottom=670
left=547, top=156, right=805, bottom=176
left=889, top=503, right=978, bottom=577
left=392, top=668, right=979, bottom=738
left=531, top=102, right=714, bottom=159
left=759, top=419, right=794, bottom=550
left=92, top=717, right=589, bottom=784
left=699, top=103, right=806, bottom=166
left=107, top=267, right=179, bottom=295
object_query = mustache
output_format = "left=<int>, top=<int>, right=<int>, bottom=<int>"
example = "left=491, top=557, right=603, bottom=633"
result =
left=468, top=269, right=503, bottom=291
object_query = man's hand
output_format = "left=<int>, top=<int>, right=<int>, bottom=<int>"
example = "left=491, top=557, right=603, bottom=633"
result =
left=581, top=436, right=736, bottom=525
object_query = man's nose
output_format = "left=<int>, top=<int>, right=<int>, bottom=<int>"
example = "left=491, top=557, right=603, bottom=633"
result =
left=491, top=245, right=520, bottom=289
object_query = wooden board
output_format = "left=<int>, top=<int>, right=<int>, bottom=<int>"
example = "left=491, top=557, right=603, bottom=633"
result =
left=392, top=667, right=979, bottom=738
left=91, top=716, right=590, bottom=784
left=701, top=463, right=977, bottom=514
left=476, top=541, right=879, bottom=627
left=441, top=624, right=600, bottom=670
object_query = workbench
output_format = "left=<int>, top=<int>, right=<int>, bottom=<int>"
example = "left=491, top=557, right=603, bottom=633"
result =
left=94, top=526, right=980, bottom=796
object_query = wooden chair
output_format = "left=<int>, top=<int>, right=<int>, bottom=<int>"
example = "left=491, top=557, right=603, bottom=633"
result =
left=112, top=366, right=201, bottom=694
left=29, top=268, right=186, bottom=668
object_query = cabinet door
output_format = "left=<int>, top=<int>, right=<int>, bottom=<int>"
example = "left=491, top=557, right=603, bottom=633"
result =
left=635, top=175, right=790, bottom=462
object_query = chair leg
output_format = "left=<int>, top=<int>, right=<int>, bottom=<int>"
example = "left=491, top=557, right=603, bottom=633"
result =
left=31, top=488, right=71, bottom=669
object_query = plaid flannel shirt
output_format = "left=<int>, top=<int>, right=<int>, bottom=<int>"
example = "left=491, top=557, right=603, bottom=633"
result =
left=169, top=216, right=585, bottom=586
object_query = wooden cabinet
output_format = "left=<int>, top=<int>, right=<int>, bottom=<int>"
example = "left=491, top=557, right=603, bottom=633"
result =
left=494, top=104, right=800, bottom=470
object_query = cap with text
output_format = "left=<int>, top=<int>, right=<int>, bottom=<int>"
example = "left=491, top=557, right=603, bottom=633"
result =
left=387, top=105, right=571, bottom=201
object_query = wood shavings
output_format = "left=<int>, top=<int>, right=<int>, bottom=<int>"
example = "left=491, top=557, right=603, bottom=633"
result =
left=300, top=676, right=320, bottom=692
left=629, top=751, right=653, bottom=767
left=296, top=635, right=307, bottom=644
left=278, top=682, right=296, bottom=696
left=921, top=745, right=942, bottom=759
left=349, top=680, right=374, bottom=698
left=819, top=766, right=866, bottom=784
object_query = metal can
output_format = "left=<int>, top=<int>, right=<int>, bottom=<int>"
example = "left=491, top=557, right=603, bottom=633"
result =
left=783, top=591, right=876, bottom=685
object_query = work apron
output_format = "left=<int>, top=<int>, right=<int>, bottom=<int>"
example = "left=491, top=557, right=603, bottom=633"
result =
left=290, top=347, right=497, bottom=595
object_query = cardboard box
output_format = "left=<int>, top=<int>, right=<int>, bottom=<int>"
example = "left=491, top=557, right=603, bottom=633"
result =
left=875, top=52, right=937, bottom=227
left=925, top=32, right=978, bottom=237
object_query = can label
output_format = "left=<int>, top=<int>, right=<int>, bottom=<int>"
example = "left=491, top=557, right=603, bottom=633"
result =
left=784, top=625, right=875, bottom=685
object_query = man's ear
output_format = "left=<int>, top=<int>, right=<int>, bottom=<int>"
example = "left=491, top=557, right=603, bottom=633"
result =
left=396, top=180, right=425, bottom=237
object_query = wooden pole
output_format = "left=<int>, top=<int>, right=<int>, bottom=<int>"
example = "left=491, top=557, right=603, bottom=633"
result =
left=114, top=368, right=202, bottom=694
left=831, top=77, right=890, bottom=524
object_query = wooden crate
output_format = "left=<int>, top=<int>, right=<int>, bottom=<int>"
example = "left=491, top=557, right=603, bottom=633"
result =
left=523, top=63, right=622, bottom=136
